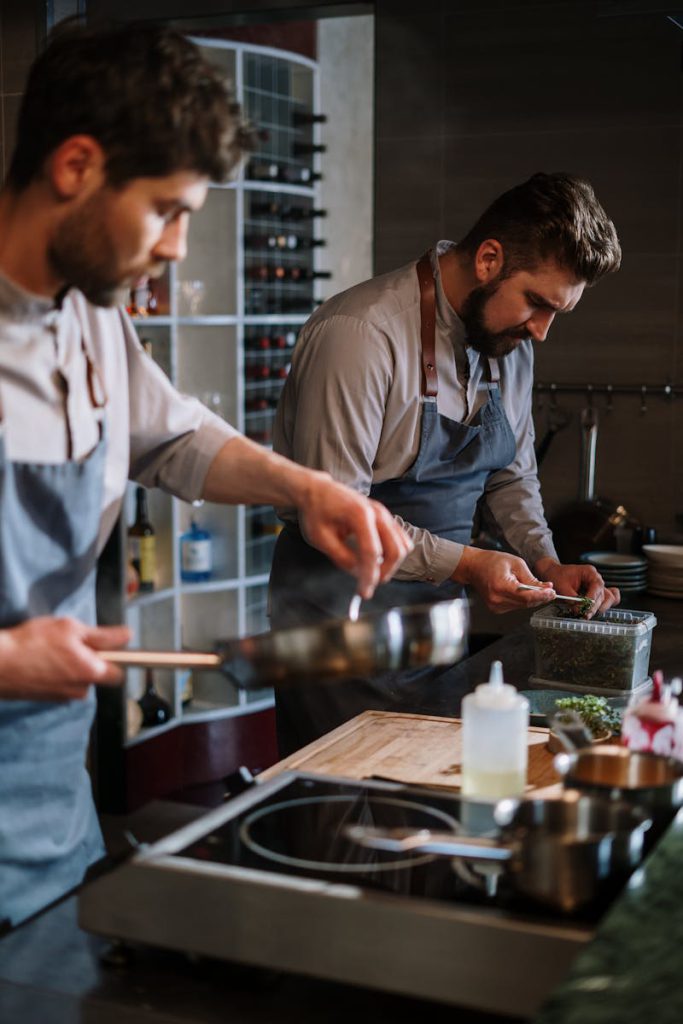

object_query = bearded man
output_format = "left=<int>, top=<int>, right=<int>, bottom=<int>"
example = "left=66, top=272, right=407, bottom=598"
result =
left=270, top=172, right=622, bottom=755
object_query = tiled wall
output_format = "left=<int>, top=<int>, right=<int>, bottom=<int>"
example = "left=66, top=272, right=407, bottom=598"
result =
left=0, top=0, right=44, bottom=182
left=374, top=0, right=683, bottom=538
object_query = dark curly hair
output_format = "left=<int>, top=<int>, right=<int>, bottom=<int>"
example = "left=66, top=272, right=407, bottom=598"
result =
left=458, top=172, right=621, bottom=285
left=6, top=21, right=255, bottom=190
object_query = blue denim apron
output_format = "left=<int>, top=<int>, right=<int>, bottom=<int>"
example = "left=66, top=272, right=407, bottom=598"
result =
left=0, top=343, right=107, bottom=927
left=270, top=254, right=516, bottom=755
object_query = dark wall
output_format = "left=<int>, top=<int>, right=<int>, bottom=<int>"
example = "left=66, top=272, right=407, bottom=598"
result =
left=373, top=0, right=683, bottom=539
left=6, top=0, right=683, bottom=537
left=0, top=0, right=46, bottom=181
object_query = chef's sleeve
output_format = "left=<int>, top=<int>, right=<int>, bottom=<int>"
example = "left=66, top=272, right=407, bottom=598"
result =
left=124, top=315, right=238, bottom=502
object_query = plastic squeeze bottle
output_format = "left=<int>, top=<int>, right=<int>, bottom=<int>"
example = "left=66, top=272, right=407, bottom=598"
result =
left=461, top=661, right=529, bottom=799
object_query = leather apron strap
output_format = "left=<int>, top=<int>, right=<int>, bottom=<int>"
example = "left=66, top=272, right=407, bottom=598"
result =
left=415, top=253, right=438, bottom=398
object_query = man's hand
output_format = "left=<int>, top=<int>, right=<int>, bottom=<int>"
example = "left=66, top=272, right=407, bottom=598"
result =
left=534, top=557, right=620, bottom=617
left=0, top=617, right=131, bottom=701
left=298, top=473, right=413, bottom=598
left=453, top=547, right=558, bottom=613
left=203, top=437, right=412, bottom=598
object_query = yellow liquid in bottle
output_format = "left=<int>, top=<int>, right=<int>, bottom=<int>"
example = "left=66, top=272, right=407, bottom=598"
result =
left=461, top=767, right=526, bottom=799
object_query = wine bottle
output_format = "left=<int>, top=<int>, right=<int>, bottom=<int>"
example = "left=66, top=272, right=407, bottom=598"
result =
left=281, top=205, right=327, bottom=221
left=249, top=201, right=327, bottom=221
left=138, top=669, right=172, bottom=726
left=245, top=333, right=271, bottom=351
left=280, top=165, right=322, bottom=185
left=245, top=396, right=270, bottom=412
left=288, top=267, right=332, bottom=281
left=292, top=142, right=327, bottom=156
left=292, top=110, right=328, bottom=126
left=249, top=199, right=282, bottom=218
left=247, top=160, right=280, bottom=181
left=245, top=364, right=271, bottom=380
left=128, top=487, right=156, bottom=593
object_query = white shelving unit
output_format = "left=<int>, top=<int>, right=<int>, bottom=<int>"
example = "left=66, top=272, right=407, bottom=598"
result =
left=122, top=39, right=323, bottom=746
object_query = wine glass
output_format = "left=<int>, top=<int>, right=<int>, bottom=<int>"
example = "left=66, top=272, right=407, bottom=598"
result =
left=178, top=279, right=206, bottom=316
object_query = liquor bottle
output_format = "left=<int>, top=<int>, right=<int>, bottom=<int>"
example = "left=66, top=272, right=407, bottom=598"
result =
left=292, top=110, right=328, bottom=126
left=292, top=142, right=327, bottom=157
left=138, top=669, right=172, bottom=727
left=179, top=518, right=212, bottom=583
left=128, top=487, right=156, bottom=593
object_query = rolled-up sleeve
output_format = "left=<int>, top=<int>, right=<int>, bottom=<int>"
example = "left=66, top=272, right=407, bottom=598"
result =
left=125, top=318, right=239, bottom=502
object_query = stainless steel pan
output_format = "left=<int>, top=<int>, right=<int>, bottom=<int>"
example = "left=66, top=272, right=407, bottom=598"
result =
left=102, top=598, right=468, bottom=690
left=346, top=789, right=651, bottom=913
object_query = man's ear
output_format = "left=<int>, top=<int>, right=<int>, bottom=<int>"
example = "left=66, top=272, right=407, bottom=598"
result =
left=47, top=135, right=106, bottom=200
left=474, top=238, right=504, bottom=283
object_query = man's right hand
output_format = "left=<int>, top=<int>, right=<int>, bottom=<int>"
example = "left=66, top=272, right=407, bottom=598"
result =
left=453, top=547, right=557, bottom=614
left=0, top=617, right=131, bottom=700
left=298, top=473, right=413, bottom=599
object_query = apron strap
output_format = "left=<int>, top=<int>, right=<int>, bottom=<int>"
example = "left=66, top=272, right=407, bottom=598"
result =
left=415, top=253, right=438, bottom=398
left=486, top=357, right=501, bottom=386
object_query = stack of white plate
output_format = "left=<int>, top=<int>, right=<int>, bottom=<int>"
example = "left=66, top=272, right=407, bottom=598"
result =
left=579, top=551, right=648, bottom=593
left=642, top=544, right=683, bottom=598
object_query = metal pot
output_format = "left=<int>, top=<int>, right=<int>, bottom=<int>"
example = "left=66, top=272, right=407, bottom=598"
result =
left=102, top=598, right=468, bottom=690
left=554, top=745, right=683, bottom=835
left=550, top=710, right=683, bottom=835
left=346, top=790, right=651, bottom=914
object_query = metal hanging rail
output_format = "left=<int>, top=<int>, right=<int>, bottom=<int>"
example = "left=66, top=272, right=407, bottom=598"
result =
left=534, top=382, right=683, bottom=397
left=533, top=382, right=683, bottom=413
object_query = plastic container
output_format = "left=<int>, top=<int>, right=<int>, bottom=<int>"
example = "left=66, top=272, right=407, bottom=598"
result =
left=461, top=661, right=529, bottom=800
left=530, top=606, right=656, bottom=696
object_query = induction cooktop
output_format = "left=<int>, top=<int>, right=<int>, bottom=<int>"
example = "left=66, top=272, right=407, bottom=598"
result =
left=79, top=772, right=594, bottom=1017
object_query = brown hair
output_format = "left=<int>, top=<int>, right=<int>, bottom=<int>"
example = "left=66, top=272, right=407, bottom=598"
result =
left=458, top=172, right=621, bottom=284
left=6, top=21, right=255, bottom=191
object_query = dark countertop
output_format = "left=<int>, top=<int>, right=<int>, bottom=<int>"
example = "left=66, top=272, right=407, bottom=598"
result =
left=533, top=806, right=683, bottom=1024
left=1, top=593, right=682, bottom=1024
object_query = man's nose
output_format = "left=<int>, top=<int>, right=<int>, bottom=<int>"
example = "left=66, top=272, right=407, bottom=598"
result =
left=154, top=213, right=189, bottom=263
left=527, top=309, right=556, bottom=342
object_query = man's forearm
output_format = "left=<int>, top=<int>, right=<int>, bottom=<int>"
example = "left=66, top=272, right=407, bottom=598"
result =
left=201, top=435, right=326, bottom=508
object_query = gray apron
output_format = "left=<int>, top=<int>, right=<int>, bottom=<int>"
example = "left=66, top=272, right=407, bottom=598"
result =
left=0, top=340, right=107, bottom=928
left=270, top=254, right=517, bottom=756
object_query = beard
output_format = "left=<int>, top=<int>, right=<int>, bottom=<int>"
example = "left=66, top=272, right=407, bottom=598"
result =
left=460, top=279, right=530, bottom=358
left=48, top=191, right=132, bottom=307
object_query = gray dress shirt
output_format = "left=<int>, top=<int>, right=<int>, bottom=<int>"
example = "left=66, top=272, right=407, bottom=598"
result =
left=0, top=272, right=238, bottom=553
left=273, top=241, right=558, bottom=584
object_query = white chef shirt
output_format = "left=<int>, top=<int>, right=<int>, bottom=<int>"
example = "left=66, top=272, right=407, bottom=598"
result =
left=0, top=270, right=238, bottom=553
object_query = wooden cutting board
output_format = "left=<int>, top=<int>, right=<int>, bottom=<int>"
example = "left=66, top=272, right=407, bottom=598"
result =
left=259, top=710, right=561, bottom=795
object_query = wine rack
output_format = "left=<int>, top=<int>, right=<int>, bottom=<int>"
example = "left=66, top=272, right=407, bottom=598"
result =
left=104, top=39, right=325, bottom=767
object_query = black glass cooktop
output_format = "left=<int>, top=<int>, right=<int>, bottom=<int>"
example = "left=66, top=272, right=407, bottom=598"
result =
left=173, top=775, right=502, bottom=906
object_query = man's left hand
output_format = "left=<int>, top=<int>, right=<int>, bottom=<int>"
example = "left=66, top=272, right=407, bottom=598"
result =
left=533, top=557, right=620, bottom=616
